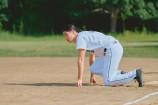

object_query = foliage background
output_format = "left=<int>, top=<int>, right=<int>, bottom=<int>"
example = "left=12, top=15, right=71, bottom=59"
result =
left=0, top=0, right=158, bottom=35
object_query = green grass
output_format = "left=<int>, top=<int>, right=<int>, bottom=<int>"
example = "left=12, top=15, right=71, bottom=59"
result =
left=0, top=31, right=158, bottom=58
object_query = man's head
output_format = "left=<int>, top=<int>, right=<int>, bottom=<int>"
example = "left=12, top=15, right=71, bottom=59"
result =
left=62, top=24, right=81, bottom=43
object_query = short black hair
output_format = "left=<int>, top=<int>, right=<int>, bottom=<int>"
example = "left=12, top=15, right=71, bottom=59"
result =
left=62, top=24, right=82, bottom=33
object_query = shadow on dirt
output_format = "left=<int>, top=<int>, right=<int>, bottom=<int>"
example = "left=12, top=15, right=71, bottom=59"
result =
left=5, top=82, right=92, bottom=87
left=144, top=72, right=158, bottom=74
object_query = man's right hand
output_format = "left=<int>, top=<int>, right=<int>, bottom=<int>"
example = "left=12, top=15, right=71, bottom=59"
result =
left=75, top=79, right=83, bottom=87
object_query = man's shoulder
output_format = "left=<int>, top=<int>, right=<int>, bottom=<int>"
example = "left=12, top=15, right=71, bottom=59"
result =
left=77, top=31, right=88, bottom=39
left=78, top=31, right=88, bottom=35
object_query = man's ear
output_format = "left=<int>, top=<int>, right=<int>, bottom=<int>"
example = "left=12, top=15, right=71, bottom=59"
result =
left=63, top=31, right=66, bottom=35
left=72, top=30, right=75, bottom=34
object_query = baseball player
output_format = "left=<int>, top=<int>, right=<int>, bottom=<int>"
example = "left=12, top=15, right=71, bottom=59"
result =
left=62, top=24, right=143, bottom=87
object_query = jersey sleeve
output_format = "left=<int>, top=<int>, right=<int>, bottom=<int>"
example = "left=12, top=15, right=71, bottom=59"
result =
left=76, top=33, right=86, bottom=50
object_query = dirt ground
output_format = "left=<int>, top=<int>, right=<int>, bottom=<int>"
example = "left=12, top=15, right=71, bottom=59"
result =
left=0, top=57, right=158, bottom=105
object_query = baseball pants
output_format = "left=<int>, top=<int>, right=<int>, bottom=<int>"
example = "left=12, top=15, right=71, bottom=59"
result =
left=90, top=41, right=136, bottom=86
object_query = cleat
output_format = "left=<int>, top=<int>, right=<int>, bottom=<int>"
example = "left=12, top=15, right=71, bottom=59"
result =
left=134, top=68, right=143, bottom=87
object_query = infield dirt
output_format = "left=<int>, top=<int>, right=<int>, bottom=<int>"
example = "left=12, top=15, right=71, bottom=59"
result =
left=0, top=57, right=158, bottom=105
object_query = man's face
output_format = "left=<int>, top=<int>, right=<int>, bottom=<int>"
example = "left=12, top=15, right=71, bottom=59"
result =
left=63, top=30, right=75, bottom=43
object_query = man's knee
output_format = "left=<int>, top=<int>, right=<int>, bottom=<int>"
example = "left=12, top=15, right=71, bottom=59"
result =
left=104, top=78, right=122, bottom=86
left=103, top=76, right=115, bottom=86
left=104, top=81, right=119, bottom=86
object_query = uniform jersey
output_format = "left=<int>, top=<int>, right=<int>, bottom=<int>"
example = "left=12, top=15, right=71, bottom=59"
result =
left=76, top=31, right=138, bottom=87
left=76, top=31, right=117, bottom=56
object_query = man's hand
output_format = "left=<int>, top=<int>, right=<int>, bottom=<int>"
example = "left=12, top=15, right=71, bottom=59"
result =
left=90, top=77, right=97, bottom=84
left=75, top=79, right=82, bottom=87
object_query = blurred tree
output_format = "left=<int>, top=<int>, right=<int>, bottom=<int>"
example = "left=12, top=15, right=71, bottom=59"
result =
left=7, top=0, right=68, bottom=34
left=64, top=0, right=93, bottom=19
left=0, top=0, right=8, bottom=30
left=121, top=0, right=158, bottom=31
left=65, top=0, right=158, bottom=32
left=91, top=0, right=158, bottom=32
left=2, top=0, right=158, bottom=34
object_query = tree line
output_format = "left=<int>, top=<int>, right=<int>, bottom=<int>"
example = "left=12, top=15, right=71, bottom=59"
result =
left=0, top=0, right=158, bottom=35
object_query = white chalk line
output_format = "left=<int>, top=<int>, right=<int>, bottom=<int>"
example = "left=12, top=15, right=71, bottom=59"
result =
left=123, top=91, right=158, bottom=105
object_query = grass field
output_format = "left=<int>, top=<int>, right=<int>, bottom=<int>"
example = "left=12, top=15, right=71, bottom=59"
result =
left=0, top=31, right=158, bottom=57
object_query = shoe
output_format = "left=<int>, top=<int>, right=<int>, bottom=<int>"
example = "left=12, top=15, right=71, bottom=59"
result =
left=134, top=68, right=143, bottom=87
left=121, top=71, right=126, bottom=74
